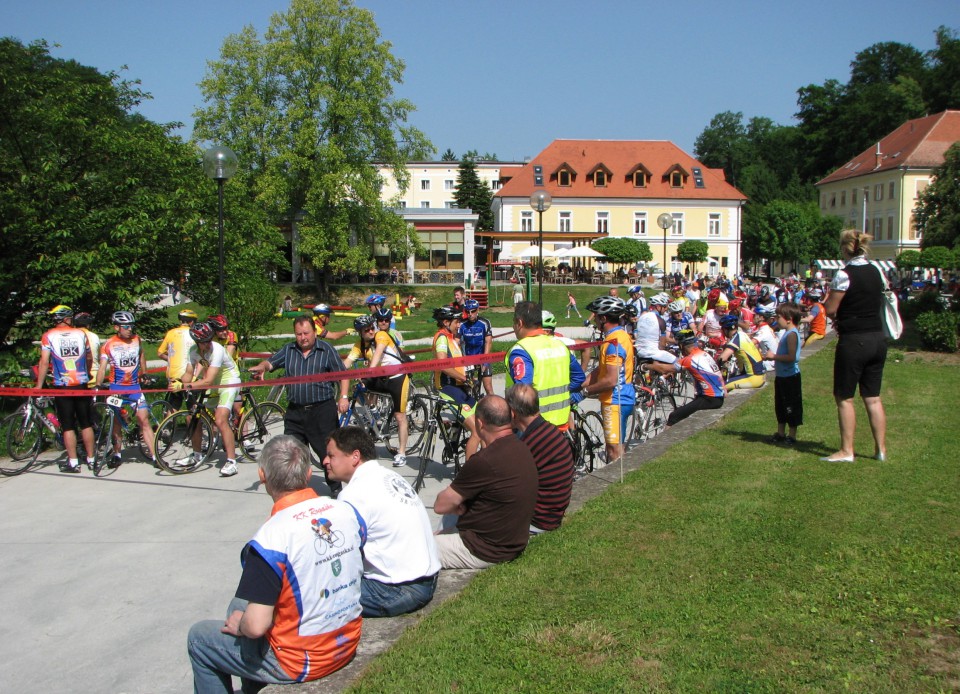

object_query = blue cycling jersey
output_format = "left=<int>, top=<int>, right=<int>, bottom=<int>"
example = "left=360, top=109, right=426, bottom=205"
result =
left=458, top=316, right=492, bottom=356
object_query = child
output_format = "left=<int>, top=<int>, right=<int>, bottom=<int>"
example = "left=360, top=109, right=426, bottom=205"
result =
left=566, top=291, right=581, bottom=318
left=764, top=302, right=802, bottom=445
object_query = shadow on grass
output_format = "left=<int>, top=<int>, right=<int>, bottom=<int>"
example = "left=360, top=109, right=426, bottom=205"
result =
left=716, top=427, right=834, bottom=456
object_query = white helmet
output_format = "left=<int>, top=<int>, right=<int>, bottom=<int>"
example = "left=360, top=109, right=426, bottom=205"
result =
left=650, top=293, right=670, bottom=307
left=667, top=299, right=686, bottom=313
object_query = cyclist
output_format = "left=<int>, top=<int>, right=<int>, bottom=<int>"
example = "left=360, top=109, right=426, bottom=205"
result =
left=365, top=294, right=396, bottom=330
left=312, top=304, right=350, bottom=341
left=36, top=305, right=96, bottom=473
left=752, top=306, right=780, bottom=372
left=634, top=293, right=676, bottom=365
left=716, top=313, right=766, bottom=391
left=431, top=306, right=479, bottom=460
left=343, top=314, right=412, bottom=467
left=728, top=298, right=754, bottom=331
left=580, top=296, right=635, bottom=462
left=505, top=302, right=585, bottom=431
left=171, top=321, right=243, bottom=477
left=72, top=312, right=101, bottom=382
left=95, top=311, right=155, bottom=466
left=450, top=286, right=467, bottom=316
left=800, top=288, right=827, bottom=346
left=647, top=329, right=725, bottom=426
left=458, top=298, right=494, bottom=397
left=373, top=307, right=403, bottom=346
left=158, top=308, right=197, bottom=409
left=626, top=285, right=648, bottom=315
left=665, top=299, right=694, bottom=344
left=208, top=314, right=243, bottom=424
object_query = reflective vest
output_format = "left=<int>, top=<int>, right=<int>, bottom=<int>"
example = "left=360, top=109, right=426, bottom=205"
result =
left=504, top=333, right=571, bottom=427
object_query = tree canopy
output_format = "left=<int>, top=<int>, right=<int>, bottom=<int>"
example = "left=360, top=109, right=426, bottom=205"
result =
left=592, top=238, right=652, bottom=265
left=193, top=0, right=433, bottom=289
left=914, top=141, right=960, bottom=250
left=453, top=155, right=493, bottom=232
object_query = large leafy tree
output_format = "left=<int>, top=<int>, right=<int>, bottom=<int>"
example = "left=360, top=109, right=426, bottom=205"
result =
left=676, top=240, right=710, bottom=276
left=193, top=0, right=433, bottom=291
left=0, top=39, right=206, bottom=344
left=914, top=141, right=960, bottom=250
left=592, top=238, right=652, bottom=265
left=453, top=156, right=493, bottom=231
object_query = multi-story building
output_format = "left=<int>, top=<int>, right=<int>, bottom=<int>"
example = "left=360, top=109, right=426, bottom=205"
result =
left=492, top=140, right=747, bottom=277
left=815, top=110, right=960, bottom=261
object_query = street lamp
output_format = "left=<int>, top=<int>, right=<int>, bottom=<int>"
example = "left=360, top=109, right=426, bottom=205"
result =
left=657, top=212, right=674, bottom=290
left=529, top=190, right=552, bottom=306
left=202, top=145, right=239, bottom=314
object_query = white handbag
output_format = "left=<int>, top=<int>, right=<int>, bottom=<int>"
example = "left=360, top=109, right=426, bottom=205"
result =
left=880, top=274, right=903, bottom=340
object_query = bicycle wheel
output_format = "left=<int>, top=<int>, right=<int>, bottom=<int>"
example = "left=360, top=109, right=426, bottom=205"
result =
left=1, top=413, right=42, bottom=475
left=155, top=411, right=213, bottom=474
left=386, top=396, right=428, bottom=456
left=237, top=402, right=286, bottom=461
left=413, top=420, right=437, bottom=493
left=138, top=399, right=173, bottom=460
left=91, top=403, right=116, bottom=476
left=642, top=397, right=670, bottom=440
left=579, top=410, right=605, bottom=471
left=441, top=422, right=467, bottom=475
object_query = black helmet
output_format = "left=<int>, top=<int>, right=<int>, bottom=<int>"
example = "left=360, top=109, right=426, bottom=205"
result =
left=73, top=312, right=93, bottom=327
left=432, top=306, right=460, bottom=324
left=189, top=321, right=215, bottom=343
left=374, top=308, right=393, bottom=321
left=354, top=315, right=376, bottom=332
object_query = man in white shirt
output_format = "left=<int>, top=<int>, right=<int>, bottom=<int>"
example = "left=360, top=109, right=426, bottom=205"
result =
left=634, top=293, right=676, bottom=364
left=324, top=426, right=440, bottom=617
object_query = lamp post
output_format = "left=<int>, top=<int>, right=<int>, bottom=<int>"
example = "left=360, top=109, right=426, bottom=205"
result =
left=529, top=190, right=552, bottom=306
left=202, top=145, right=239, bottom=314
left=657, top=212, right=674, bottom=291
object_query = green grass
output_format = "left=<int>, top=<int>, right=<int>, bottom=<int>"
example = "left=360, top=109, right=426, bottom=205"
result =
left=348, top=346, right=960, bottom=693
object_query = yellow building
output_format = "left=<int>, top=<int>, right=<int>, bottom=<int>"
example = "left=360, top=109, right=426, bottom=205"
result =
left=492, top=140, right=747, bottom=277
left=815, top=110, right=960, bottom=261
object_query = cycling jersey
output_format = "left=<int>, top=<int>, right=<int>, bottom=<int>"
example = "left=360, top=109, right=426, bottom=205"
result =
left=101, top=335, right=145, bottom=386
left=676, top=348, right=725, bottom=398
left=80, top=328, right=101, bottom=380
left=701, top=309, right=722, bottom=336
left=158, top=325, right=195, bottom=380
left=723, top=329, right=765, bottom=376
left=807, top=303, right=826, bottom=335
left=597, top=326, right=635, bottom=407
left=346, top=331, right=404, bottom=371
left=432, top=328, right=464, bottom=390
left=458, top=316, right=492, bottom=356
left=40, top=325, right=92, bottom=386
left=215, top=330, right=239, bottom=350
left=189, top=341, right=242, bottom=385
left=666, top=312, right=694, bottom=336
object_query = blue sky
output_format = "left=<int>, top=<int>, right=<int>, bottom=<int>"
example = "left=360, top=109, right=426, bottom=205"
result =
left=2, top=0, right=956, bottom=161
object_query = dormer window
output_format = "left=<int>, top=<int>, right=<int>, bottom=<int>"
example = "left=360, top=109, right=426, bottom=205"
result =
left=595, top=170, right=607, bottom=187
left=551, top=162, right=577, bottom=187
left=670, top=171, right=683, bottom=188
left=664, top=164, right=689, bottom=189
left=559, top=169, right=571, bottom=186
left=633, top=171, right=647, bottom=187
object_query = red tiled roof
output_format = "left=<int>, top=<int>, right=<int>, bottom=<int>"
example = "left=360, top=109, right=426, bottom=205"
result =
left=496, top=139, right=746, bottom=201
left=817, top=110, right=960, bottom=185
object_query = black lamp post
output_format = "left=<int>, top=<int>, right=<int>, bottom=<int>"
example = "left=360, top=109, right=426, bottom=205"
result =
left=657, top=212, right=674, bottom=291
left=529, top=190, right=552, bottom=306
left=202, top=145, right=239, bottom=314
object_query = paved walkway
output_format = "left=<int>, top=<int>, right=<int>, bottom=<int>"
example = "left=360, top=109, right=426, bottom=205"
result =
left=0, top=334, right=834, bottom=693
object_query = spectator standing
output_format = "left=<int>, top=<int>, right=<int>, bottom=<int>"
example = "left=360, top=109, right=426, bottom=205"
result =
left=822, top=231, right=888, bottom=462
left=187, top=436, right=365, bottom=693
left=506, top=384, right=574, bottom=534
left=324, top=427, right=440, bottom=617
left=765, top=302, right=803, bottom=445
left=433, top=396, right=538, bottom=569
left=566, top=291, right=582, bottom=318
left=248, top=316, right=350, bottom=495
left=513, top=282, right=524, bottom=306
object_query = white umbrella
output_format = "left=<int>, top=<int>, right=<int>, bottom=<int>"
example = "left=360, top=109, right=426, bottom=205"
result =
left=555, top=246, right=605, bottom=258
left=514, top=245, right=558, bottom=258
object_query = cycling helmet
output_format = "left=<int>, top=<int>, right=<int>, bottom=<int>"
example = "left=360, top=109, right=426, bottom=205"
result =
left=48, top=305, right=73, bottom=322
left=585, top=296, right=626, bottom=317
left=729, top=299, right=742, bottom=311
left=623, top=303, right=639, bottom=319
left=675, top=329, right=699, bottom=347
left=650, top=293, right=670, bottom=307
left=719, top=314, right=739, bottom=330
left=627, top=285, right=642, bottom=295
left=715, top=297, right=729, bottom=309
left=111, top=310, right=135, bottom=326
left=464, top=299, right=480, bottom=312
left=178, top=309, right=198, bottom=321
left=189, top=321, right=214, bottom=342
left=312, top=303, right=332, bottom=316
left=365, top=294, right=386, bottom=306
left=73, top=312, right=93, bottom=327
left=354, top=314, right=376, bottom=332
left=207, top=314, right=229, bottom=330
left=541, top=310, right=557, bottom=329
left=672, top=284, right=684, bottom=294
left=806, top=289, right=822, bottom=300
left=707, top=288, right=721, bottom=302
left=755, top=304, right=774, bottom=317
left=374, top=308, right=393, bottom=321
left=747, top=288, right=758, bottom=298
left=667, top=299, right=686, bottom=313
left=432, top=306, right=460, bottom=324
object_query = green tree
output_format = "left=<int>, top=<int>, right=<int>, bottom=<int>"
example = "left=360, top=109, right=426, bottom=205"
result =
left=914, top=142, right=960, bottom=250
left=676, top=240, right=710, bottom=277
left=742, top=200, right=817, bottom=265
left=0, top=39, right=204, bottom=344
left=694, top=111, right=748, bottom=187
left=896, top=249, right=922, bottom=271
left=453, top=155, right=493, bottom=231
left=440, top=148, right=457, bottom=161
left=591, top=238, right=652, bottom=265
left=924, top=26, right=960, bottom=113
left=193, top=0, right=433, bottom=292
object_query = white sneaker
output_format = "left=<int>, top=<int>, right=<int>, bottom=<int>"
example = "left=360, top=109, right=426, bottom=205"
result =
left=220, top=460, right=238, bottom=477
left=392, top=454, right=406, bottom=467
left=169, top=455, right=194, bottom=469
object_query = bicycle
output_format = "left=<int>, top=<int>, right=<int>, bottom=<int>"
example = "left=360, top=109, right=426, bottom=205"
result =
left=90, top=391, right=172, bottom=476
left=339, top=380, right=428, bottom=458
left=626, top=367, right=677, bottom=447
left=566, top=400, right=605, bottom=474
left=1, top=395, right=66, bottom=475
left=412, top=393, right=471, bottom=492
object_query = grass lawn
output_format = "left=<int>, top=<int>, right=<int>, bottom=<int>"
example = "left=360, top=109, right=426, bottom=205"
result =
left=349, top=345, right=960, bottom=693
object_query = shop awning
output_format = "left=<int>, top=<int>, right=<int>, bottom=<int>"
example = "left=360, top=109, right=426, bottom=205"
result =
left=815, top=259, right=896, bottom=272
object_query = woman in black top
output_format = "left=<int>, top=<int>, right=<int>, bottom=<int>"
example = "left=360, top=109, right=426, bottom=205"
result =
left=822, top=230, right=888, bottom=462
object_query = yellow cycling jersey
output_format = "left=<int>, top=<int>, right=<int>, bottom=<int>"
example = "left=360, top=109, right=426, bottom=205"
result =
left=158, top=325, right=195, bottom=380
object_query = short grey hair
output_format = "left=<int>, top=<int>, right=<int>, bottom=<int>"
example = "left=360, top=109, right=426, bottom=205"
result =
left=505, top=383, right=539, bottom=418
left=259, top=435, right=311, bottom=493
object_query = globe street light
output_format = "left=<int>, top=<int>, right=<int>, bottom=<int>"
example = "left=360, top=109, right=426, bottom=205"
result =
left=657, top=212, right=674, bottom=291
left=202, top=145, right=239, bottom=314
left=529, top=190, right=552, bottom=306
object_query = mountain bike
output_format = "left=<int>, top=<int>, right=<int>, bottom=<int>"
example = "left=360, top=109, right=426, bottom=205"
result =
left=566, top=400, right=605, bottom=474
left=412, top=393, right=470, bottom=492
left=91, top=391, right=171, bottom=476
left=339, top=380, right=428, bottom=457
left=1, top=395, right=66, bottom=475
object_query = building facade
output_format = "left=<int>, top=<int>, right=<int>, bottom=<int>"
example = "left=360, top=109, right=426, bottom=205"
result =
left=815, top=110, right=960, bottom=261
left=492, top=140, right=747, bottom=276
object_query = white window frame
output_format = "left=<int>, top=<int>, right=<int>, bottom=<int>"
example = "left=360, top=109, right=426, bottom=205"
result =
left=445, top=201, right=456, bottom=209
left=558, top=211, right=571, bottom=233
left=520, top=211, right=533, bottom=233
left=444, top=179, right=455, bottom=191
left=596, top=211, right=609, bottom=234
left=708, top=212, right=721, bottom=237
left=420, top=201, right=430, bottom=209
left=633, top=212, right=647, bottom=236
left=874, top=183, right=884, bottom=201
left=671, top=212, right=684, bottom=236
left=490, top=180, right=502, bottom=190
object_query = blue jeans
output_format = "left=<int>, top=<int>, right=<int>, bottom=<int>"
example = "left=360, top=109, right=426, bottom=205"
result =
left=360, top=574, right=438, bottom=617
left=187, top=598, right=295, bottom=694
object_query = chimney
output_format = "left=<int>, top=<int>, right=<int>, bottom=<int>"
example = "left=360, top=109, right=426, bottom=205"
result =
left=874, top=142, right=883, bottom=169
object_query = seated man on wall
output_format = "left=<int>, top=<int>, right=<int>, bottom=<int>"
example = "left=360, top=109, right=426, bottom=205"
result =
left=187, top=436, right=366, bottom=694
left=324, top=426, right=441, bottom=617
left=433, top=396, right=538, bottom=570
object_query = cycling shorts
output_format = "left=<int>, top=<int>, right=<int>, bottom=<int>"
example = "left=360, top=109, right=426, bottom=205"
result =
left=52, top=386, right=94, bottom=431
left=109, top=384, right=147, bottom=410
left=725, top=373, right=765, bottom=391
left=213, top=384, right=240, bottom=410
left=439, top=384, right=476, bottom=419
left=601, top=402, right=634, bottom=446
left=363, top=375, right=409, bottom=414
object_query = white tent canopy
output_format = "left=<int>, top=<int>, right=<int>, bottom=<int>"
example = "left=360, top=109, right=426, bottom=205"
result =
left=555, top=246, right=605, bottom=258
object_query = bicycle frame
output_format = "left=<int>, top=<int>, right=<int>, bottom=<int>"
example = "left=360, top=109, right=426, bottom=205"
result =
left=413, top=394, right=468, bottom=491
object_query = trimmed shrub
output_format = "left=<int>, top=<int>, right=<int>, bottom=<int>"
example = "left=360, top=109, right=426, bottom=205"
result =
left=915, top=311, right=959, bottom=353
left=901, top=290, right=946, bottom=321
